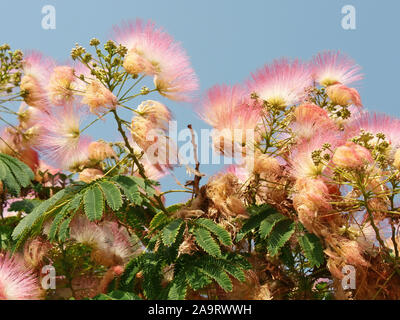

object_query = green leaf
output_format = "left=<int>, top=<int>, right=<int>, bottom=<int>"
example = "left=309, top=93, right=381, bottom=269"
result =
left=83, top=186, right=104, bottom=221
left=193, top=227, right=221, bottom=257
left=298, top=233, right=325, bottom=268
left=0, top=161, right=20, bottom=195
left=197, top=262, right=232, bottom=292
left=195, top=218, right=232, bottom=246
left=186, top=266, right=212, bottom=290
left=112, top=175, right=142, bottom=205
left=12, top=188, right=70, bottom=239
left=48, top=194, right=82, bottom=241
left=259, top=212, right=287, bottom=239
left=168, top=271, right=187, bottom=300
left=1, top=156, right=32, bottom=188
left=236, top=205, right=277, bottom=241
left=149, top=211, right=169, bottom=230
left=58, top=216, right=73, bottom=241
left=162, top=219, right=183, bottom=246
left=267, top=219, right=295, bottom=256
left=98, top=180, right=122, bottom=211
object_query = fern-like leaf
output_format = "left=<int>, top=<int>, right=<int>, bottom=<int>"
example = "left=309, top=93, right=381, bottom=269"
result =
left=83, top=186, right=104, bottom=221
left=298, top=233, right=325, bottom=268
left=267, top=220, right=295, bottom=256
left=98, top=180, right=122, bottom=211
left=195, top=218, right=232, bottom=246
left=259, top=212, right=287, bottom=239
left=162, top=219, right=183, bottom=246
left=193, top=227, right=222, bottom=257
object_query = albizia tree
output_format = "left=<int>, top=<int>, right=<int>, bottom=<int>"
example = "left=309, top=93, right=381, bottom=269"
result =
left=0, top=19, right=399, bottom=300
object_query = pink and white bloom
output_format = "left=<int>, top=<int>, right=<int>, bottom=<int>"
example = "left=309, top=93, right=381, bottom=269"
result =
left=326, top=83, right=362, bottom=107
left=311, top=51, right=363, bottom=86
left=291, top=104, right=336, bottom=142
left=0, top=253, right=42, bottom=300
left=290, top=131, right=343, bottom=180
left=112, top=19, right=198, bottom=101
left=38, top=104, right=91, bottom=170
left=332, top=141, right=373, bottom=169
left=199, top=84, right=262, bottom=156
left=345, top=112, right=400, bottom=151
left=47, top=65, right=76, bottom=106
left=247, top=58, right=312, bottom=107
left=21, top=51, right=55, bottom=110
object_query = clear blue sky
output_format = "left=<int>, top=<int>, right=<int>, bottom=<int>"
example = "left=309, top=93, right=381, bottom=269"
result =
left=1, top=0, right=399, bottom=204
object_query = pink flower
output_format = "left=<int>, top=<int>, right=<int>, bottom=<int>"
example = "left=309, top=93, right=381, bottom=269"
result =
left=290, top=131, right=343, bottom=180
left=47, top=65, right=76, bottom=106
left=112, top=20, right=198, bottom=101
left=311, top=51, right=363, bottom=86
left=21, top=51, right=55, bottom=110
left=199, top=84, right=262, bottom=156
left=38, top=104, right=91, bottom=170
left=0, top=253, right=42, bottom=300
left=344, top=112, right=400, bottom=150
left=291, top=104, right=336, bottom=142
left=326, top=83, right=362, bottom=107
left=79, top=168, right=104, bottom=183
left=82, top=80, right=117, bottom=116
left=332, top=141, right=373, bottom=169
left=88, top=141, right=117, bottom=161
left=247, top=58, right=312, bottom=107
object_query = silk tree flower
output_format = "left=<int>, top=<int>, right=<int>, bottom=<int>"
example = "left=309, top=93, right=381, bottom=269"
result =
left=291, top=104, right=336, bottom=142
left=69, top=215, right=137, bottom=267
left=290, top=131, right=343, bottom=180
left=112, top=19, right=198, bottom=101
left=47, top=65, right=76, bottom=106
left=247, top=58, right=312, bottom=108
left=345, top=112, right=400, bottom=154
left=311, top=51, right=363, bottom=87
left=136, top=100, right=172, bottom=132
left=20, top=51, right=55, bottom=110
left=326, top=83, right=362, bottom=107
left=79, top=168, right=104, bottom=183
left=88, top=140, right=117, bottom=162
left=82, top=80, right=117, bottom=116
left=199, top=84, right=262, bottom=156
left=0, top=253, right=42, bottom=300
left=332, top=141, right=373, bottom=169
left=38, top=104, right=91, bottom=170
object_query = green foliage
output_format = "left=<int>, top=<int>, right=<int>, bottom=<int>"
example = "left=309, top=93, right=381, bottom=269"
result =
left=12, top=175, right=155, bottom=247
left=259, top=212, right=287, bottom=239
left=98, top=180, right=123, bottom=211
left=236, top=204, right=278, bottom=241
left=195, top=218, right=232, bottom=246
left=193, top=227, right=221, bottom=257
left=0, top=154, right=34, bottom=195
left=83, top=186, right=104, bottom=221
left=267, top=219, right=295, bottom=256
left=298, top=233, right=325, bottom=268
left=161, top=219, right=183, bottom=246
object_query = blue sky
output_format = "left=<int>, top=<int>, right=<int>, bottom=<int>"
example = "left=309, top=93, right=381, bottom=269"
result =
left=1, top=0, right=399, bottom=204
